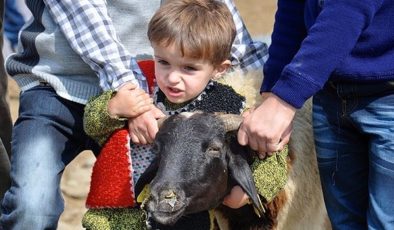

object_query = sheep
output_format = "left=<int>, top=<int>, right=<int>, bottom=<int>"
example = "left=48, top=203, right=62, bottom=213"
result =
left=140, top=100, right=331, bottom=229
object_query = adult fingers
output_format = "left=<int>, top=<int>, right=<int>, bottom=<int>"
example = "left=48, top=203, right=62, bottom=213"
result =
left=277, top=127, right=292, bottom=150
left=256, top=137, right=281, bottom=159
left=264, top=129, right=291, bottom=157
left=237, top=128, right=249, bottom=146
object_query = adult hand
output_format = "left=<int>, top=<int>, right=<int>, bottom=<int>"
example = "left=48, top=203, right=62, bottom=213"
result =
left=222, top=185, right=250, bottom=209
left=108, top=82, right=153, bottom=119
left=238, top=93, right=296, bottom=158
left=128, top=105, right=165, bottom=145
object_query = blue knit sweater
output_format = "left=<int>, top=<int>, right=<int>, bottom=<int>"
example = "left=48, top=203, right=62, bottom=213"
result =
left=262, top=0, right=394, bottom=108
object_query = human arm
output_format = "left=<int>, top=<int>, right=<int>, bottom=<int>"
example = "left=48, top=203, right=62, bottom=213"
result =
left=239, top=0, right=383, bottom=153
left=83, top=83, right=152, bottom=145
left=83, top=90, right=126, bottom=146
left=42, top=1, right=163, bottom=144
left=42, top=0, right=148, bottom=91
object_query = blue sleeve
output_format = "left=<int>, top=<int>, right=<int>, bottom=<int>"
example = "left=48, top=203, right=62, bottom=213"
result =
left=263, top=0, right=383, bottom=109
left=262, top=0, right=307, bottom=94
left=4, top=0, right=26, bottom=47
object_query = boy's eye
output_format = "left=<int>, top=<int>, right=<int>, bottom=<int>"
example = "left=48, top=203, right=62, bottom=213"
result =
left=158, top=60, right=169, bottom=65
left=184, top=66, right=197, bottom=71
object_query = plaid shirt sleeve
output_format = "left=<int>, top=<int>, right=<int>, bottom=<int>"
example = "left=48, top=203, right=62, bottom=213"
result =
left=43, top=0, right=148, bottom=91
left=223, top=0, right=268, bottom=72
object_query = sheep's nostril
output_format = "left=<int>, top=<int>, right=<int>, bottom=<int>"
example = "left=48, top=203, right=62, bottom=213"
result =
left=164, top=190, right=176, bottom=199
left=161, top=190, right=178, bottom=208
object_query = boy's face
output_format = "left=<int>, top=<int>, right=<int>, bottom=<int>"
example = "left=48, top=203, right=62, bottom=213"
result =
left=152, top=42, right=228, bottom=104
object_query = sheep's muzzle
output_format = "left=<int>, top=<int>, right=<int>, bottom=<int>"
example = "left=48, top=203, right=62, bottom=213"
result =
left=146, top=187, right=188, bottom=225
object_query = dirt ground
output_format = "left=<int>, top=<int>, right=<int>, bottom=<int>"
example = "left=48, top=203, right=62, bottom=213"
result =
left=5, top=1, right=277, bottom=229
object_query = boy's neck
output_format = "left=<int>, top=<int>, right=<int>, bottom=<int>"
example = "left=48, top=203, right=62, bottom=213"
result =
left=163, top=98, right=191, bottom=110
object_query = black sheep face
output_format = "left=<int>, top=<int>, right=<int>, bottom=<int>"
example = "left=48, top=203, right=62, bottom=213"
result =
left=145, top=113, right=230, bottom=225
left=144, top=112, right=262, bottom=226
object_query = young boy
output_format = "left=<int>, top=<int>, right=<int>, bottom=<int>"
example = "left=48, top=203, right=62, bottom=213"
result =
left=82, top=0, right=285, bottom=229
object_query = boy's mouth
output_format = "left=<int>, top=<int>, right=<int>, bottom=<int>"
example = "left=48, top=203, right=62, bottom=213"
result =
left=169, top=87, right=181, bottom=93
left=167, top=87, right=183, bottom=96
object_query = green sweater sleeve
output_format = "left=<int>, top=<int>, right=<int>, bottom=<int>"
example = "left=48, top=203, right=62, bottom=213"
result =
left=251, top=145, right=289, bottom=202
left=83, top=90, right=127, bottom=146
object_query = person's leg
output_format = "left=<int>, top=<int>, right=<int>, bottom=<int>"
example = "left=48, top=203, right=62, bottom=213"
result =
left=313, top=85, right=369, bottom=229
left=0, top=139, right=10, bottom=204
left=0, top=0, right=13, bottom=217
left=0, top=85, right=98, bottom=229
left=0, top=42, right=12, bottom=209
left=351, top=90, right=394, bottom=230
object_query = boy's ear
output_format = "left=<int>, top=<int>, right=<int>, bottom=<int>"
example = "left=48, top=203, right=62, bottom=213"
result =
left=212, top=60, right=231, bottom=80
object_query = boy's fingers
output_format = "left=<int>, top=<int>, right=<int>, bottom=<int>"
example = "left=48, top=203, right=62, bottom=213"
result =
left=131, top=131, right=148, bottom=145
left=222, top=186, right=250, bottom=208
left=146, top=122, right=159, bottom=141
left=129, top=132, right=140, bottom=144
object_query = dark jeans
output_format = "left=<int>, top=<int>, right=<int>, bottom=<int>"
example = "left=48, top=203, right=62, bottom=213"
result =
left=313, top=81, right=394, bottom=230
left=1, top=86, right=99, bottom=229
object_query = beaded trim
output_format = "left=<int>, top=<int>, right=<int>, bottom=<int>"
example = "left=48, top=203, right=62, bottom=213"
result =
left=154, top=81, right=215, bottom=115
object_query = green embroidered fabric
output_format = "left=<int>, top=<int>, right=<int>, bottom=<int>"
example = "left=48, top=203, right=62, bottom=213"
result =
left=251, top=145, right=289, bottom=202
left=83, top=90, right=126, bottom=146
left=82, top=208, right=147, bottom=230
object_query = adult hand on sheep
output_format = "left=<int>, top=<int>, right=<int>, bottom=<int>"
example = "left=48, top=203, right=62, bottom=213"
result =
left=238, top=93, right=296, bottom=158
left=223, top=185, right=250, bottom=209
left=128, top=105, right=165, bottom=144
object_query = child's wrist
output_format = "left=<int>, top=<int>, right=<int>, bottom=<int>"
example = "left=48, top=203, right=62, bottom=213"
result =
left=107, top=97, right=125, bottom=120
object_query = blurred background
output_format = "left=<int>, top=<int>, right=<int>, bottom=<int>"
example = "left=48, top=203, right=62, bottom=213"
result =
left=3, top=0, right=277, bottom=229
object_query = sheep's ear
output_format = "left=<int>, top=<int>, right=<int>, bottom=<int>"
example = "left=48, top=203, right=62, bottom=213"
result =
left=226, top=133, right=265, bottom=217
left=135, top=157, right=159, bottom=195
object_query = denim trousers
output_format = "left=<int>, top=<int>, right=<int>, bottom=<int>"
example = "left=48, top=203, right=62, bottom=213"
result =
left=1, top=85, right=99, bottom=229
left=313, top=81, right=394, bottom=230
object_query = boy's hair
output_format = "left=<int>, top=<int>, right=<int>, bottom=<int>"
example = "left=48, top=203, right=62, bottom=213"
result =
left=148, top=0, right=236, bottom=66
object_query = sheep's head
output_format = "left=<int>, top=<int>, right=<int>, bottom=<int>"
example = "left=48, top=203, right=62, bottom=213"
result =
left=142, top=112, right=263, bottom=226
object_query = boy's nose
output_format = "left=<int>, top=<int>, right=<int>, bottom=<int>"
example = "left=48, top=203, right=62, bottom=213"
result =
left=167, top=70, right=182, bottom=84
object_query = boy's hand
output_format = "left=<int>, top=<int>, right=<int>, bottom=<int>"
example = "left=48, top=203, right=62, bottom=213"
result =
left=223, top=185, right=250, bottom=209
left=128, top=106, right=165, bottom=144
left=108, top=83, right=153, bottom=119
